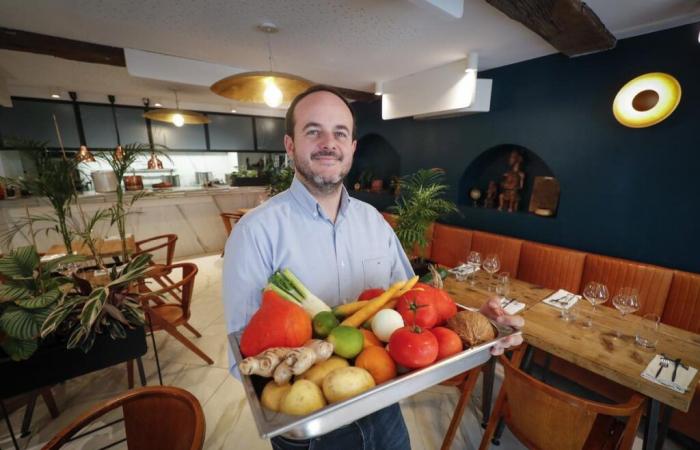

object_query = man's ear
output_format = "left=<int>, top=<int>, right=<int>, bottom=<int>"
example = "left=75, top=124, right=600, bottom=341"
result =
left=284, top=134, right=295, bottom=159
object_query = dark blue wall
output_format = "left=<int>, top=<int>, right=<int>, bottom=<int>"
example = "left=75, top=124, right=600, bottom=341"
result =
left=353, top=23, right=700, bottom=274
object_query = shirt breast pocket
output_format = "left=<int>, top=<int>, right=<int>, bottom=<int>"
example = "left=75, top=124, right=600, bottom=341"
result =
left=362, top=257, right=391, bottom=289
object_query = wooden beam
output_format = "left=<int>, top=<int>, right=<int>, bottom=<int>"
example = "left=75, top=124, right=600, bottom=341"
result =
left=0, top=27, right=126, bottom=66
left=485, top=0, right=616, bottom=57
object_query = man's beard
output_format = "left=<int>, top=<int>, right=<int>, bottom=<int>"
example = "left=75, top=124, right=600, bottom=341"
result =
left=294, top=150, right=349, bottom=195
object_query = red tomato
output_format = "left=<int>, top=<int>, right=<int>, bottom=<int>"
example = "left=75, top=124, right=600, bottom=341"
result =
left=396, top=287, right=439, bottom=329
left=358, top=288, right=385, bottom=301
left=431, top=327, right=463, bottom=360
left=433, top=289, right=458, bottom=324
left=388, top=326, right=438, bottom=369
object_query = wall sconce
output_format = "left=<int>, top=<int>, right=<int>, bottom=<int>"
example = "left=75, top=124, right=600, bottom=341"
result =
left=612, top=72, right=681, bottom=128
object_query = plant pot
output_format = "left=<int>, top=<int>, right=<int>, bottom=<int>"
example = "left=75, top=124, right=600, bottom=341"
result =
left=232, top=176, right=270, bottom=186
left=0, top=326, right=147, bottom=399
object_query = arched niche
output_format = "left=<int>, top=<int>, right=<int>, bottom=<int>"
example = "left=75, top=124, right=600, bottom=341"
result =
left=347, top=133, right=401, bottom=192
left=458, top=144, right=557, bottom=215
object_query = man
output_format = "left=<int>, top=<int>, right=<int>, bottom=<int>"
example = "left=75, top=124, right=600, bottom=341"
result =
left=223, top=85, right=523, bottom=450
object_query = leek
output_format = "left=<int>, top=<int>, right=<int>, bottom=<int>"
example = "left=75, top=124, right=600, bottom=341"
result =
left=266, top=269, right=331, bottom=318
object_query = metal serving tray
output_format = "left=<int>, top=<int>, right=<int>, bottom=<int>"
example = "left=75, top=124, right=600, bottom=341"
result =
left=229, top=307, right=519, bottom=440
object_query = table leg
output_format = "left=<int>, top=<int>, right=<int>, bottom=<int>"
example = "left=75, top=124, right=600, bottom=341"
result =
left=20, top=392, right=37, bottom=437
left=148, top=313, right=163, bottom=386
left=655, top=405, right=672, bottom=450
left=643, top=399, right=660, bottom=450
left=521, top=345, right=535, bottom=373
left=136, top=357, right=147, bottom=387
left=1, top=399, right=20, bottom=450
left=481, top=358, right=496, bottom=428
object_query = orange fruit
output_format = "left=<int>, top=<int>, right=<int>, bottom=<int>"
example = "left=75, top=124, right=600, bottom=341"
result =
left=355, top=346, right=397, bottom=384
left=360, top=329, right=382, bottom=348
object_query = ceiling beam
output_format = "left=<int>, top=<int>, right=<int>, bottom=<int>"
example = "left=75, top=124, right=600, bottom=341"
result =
left=485, top=0, right=616, bottom=57
left=0, top=27, right=126, bottom=66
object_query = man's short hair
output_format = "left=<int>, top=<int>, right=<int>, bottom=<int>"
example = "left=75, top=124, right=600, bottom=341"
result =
left=285, top=85, right=357, bottom=140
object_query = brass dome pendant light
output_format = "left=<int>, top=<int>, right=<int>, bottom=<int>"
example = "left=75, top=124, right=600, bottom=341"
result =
left=210, top=23, right=314, bottom=108
left=143, top=90, right=210, bottom=127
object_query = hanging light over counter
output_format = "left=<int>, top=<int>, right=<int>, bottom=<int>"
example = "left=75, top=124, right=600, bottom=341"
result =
left=143, top=90, right=210, bottom=127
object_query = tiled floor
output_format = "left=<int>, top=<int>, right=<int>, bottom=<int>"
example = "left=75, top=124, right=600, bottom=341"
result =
left=0, top=254, right=688, bottom=449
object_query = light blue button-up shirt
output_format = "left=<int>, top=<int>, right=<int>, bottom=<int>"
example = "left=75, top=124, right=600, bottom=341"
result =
left=223, top=177, right=413, bottom=374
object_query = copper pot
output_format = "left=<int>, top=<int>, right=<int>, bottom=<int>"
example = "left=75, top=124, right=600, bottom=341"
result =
left=124, top=175, right=144, bottom=191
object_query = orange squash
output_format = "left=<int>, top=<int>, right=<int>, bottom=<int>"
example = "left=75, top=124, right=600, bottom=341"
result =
left=240, top=290, right=312, bottom=357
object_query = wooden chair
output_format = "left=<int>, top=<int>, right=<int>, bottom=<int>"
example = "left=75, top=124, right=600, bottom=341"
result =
left=220, top=212, right=244, bottom=256
left=479, top=350, right=645, bottom=450
left=439, top=367, right=483, bottom=450
left=133, top=234, right=180, bottom=298
left=128, top=263, right=213, bottom=387
left=42, top=386, right=205, bottom=450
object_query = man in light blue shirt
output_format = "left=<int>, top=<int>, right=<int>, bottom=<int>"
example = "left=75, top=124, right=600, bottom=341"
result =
left=223, top=86, right=522, bottom=450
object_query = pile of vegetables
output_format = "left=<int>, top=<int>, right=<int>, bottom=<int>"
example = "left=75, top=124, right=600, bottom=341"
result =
left=239, top=267, right=494, bottom=417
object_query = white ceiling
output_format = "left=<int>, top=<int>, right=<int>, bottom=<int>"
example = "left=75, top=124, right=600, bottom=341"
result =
left=0, top=0, right=698, bottom=115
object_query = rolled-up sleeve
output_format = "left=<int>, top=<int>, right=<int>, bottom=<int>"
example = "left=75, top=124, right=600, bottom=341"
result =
left=222, top=221, right=273, bottom=378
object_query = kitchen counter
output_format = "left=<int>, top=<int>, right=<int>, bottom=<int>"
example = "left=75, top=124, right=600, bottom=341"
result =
left=0, top=185, right=268, bottom=259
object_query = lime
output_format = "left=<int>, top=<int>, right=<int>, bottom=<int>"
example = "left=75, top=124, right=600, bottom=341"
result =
left=327, top=326, right=364, bottom=359
left=313, top=311, right=339, bottom=338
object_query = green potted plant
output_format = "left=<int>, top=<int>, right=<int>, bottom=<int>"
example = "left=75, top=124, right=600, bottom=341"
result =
left=97, top=143, right=169, bottom=261
left=0, top=138, right=78, bottom=253
left=389, top=168, right=458, bottom=274
left=267, top=164, right=295, bottom=196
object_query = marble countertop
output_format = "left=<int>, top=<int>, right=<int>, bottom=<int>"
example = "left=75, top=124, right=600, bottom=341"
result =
left=0, top=185, right=267, bottom=208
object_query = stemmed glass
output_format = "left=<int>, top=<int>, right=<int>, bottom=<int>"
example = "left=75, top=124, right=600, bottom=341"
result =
left=612, top=287, right=639, bottom=338
left=482, top=254, right=501, bottom=290
left=466, top=251, right=482, bottom=286
left=582, top=281, right=609, bottom=328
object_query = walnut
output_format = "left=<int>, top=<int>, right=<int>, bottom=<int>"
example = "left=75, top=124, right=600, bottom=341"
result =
left=446, top=310, right=495, bottom=347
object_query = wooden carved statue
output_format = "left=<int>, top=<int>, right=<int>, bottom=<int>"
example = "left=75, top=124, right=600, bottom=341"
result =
left=484, top=181, right=498, bottom=208
left=498, top=150, right=525, bottom=212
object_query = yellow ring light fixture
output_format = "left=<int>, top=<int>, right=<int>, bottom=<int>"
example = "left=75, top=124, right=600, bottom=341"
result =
left=613, top=72, right=681, bottom=128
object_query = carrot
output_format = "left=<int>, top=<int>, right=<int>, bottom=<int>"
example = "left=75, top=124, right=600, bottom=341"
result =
left=332, top=300, right=369, bottom=318
left=392, top=275, right=420, bottom=298
left=340, top=280, right=407, bottom=328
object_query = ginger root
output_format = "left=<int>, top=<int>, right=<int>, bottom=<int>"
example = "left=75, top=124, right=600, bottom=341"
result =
left=239, top=339, right=334, bottom=384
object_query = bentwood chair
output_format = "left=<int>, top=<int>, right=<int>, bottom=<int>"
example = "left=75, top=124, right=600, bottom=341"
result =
left=479, top=349, right=646, bottom=450
left=219, top=212, right=244, bottom=256
left=130, top=263, right=213, bottom=380
left=42, top=386, right=205, bottom=450
left=439, top=367, right=484, bottom=450
left=133, top=234, right=180, bottom=298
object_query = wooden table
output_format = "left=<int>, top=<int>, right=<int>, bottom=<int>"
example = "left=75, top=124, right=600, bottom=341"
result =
left=46, top=236, right=137, bottom=259
left=443, top=271, right=700, bottom=449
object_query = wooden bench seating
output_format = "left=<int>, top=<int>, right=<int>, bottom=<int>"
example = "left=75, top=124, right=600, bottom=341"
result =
left=379, top=212, right=700, bottom=442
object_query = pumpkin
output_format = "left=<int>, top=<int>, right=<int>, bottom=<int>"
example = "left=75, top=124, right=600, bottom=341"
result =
left=240, top=290, right=312, bottom=357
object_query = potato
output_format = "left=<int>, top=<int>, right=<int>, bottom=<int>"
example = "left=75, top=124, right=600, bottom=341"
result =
left=322, top=367, right=376, bottom=403
left=261, top=381, right=292, bottom=412
left=279, top=380, right=327, bottom=416
left=297, top=356, right=349, bottom=386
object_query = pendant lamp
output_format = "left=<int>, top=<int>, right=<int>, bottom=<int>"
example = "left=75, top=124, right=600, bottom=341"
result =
left=143, top=90, right=210, bottom=127
left=210, top=23, right=314, bottom=108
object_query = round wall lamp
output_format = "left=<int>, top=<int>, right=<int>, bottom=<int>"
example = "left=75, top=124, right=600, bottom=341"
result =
left=612, top=72, right=681, bottom=128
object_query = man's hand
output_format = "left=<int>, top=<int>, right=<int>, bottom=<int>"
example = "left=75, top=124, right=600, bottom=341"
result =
left=479, top=296, right=525, bottom=355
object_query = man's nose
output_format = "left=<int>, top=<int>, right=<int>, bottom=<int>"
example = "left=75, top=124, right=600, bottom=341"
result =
left=319, top=132, right=338, bottom=150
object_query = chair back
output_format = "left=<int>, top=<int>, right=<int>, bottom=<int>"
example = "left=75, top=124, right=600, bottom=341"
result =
left=220, top=212, right=243, bottom=236
left=499, top=355, right=644, bottom=450
left=134, top=234, right=178, bottom=265
left=144, top=262, right=198, bottom=318
left=42, top=386, right=205, bottom=450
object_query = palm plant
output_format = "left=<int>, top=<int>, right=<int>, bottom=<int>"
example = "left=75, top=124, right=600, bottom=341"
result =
left=0, top=139, right=78, bottom=252
left=0, top=246, right=84, bottom=360
left=390, top=168, right=459, bottom=260
left=95, top=143, right=170, bottom=261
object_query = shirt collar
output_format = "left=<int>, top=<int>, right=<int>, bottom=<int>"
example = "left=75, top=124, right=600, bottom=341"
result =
left=289, top=177, right=352, bottom=220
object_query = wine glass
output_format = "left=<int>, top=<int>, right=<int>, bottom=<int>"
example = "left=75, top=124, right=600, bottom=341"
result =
left=612, top=287, right=639, bottom=338
left=466, top=251, right=482, bottom=286
left=582, top=281, right=609, bottom=328
left=495, top=272, right=511, bottom=301
left=482, top=254, right=501, bottom=290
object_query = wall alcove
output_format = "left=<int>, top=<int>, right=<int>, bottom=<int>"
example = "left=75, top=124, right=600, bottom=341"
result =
left=458, top=144, right=557, bottom=216
left=346, top=133, right=401, bottom=193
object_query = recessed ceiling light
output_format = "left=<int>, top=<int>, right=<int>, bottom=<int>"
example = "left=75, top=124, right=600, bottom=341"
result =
left=154, top=102, right=162, bottom=107
left=51, top=93, right=60, bottom=98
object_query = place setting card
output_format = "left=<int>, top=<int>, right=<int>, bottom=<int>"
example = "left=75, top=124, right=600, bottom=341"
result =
left=499, top=297, right=526, bottom=315
left=543, top=289, right=581, bottom=310
left=641, top=354, right=698, bottom=393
